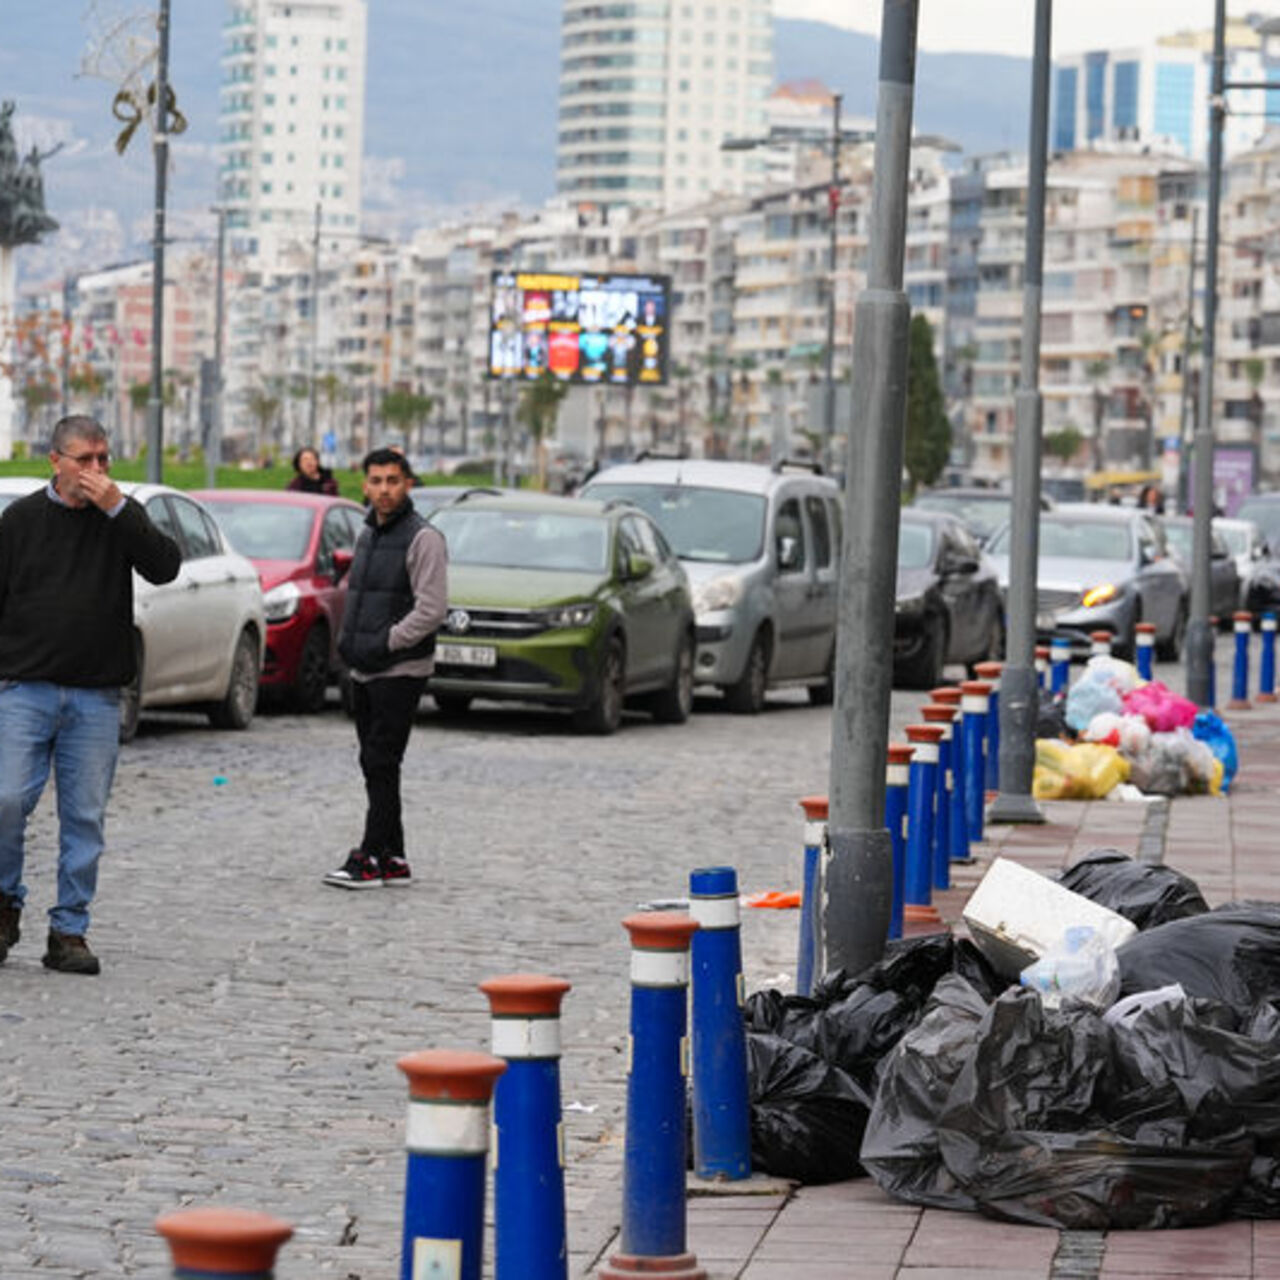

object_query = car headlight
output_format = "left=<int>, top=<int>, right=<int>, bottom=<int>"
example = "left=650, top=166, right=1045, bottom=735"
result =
left=262, top=580, right=300, bottom=623
left=544, top=603, right=596, bottom=629
left=693, top=576, right=743, bottom=613
left=1081, top=583, right=1119, bottom=609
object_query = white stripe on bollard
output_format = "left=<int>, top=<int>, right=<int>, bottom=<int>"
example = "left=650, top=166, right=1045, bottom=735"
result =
left=887, top=763, right=910, bottom=787
left=630, top=948, right=690, bottom=987
left=689, top=894, right=741, bottom=930
left=961, top=694, right=989, bottom=714
left=490, top=1017, right=563, bottom=1060
left=803, top=820, right=825, bottom=847
left=406, top=1100, right=491, bottom=1156
left=910, top=741, right=939, bottom=765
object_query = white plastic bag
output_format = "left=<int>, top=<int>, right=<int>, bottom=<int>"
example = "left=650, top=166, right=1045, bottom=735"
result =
left=1019, top=924, right=1121, bottom=1010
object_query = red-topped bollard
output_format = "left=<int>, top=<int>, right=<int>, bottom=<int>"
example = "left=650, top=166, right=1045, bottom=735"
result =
left=884, top=743, right=914, bottom=939
left=796, top=795, right=827, bottom=996
left=156, top=1207, right=293, bottom=1277
left=1135, top=621, right=1156, bottom=681
left=902, top=723, right=945, bottom=925
left=973, top=660, right=1003, bottom=793
left=959, top=680, right=992, bottom=844
left=1090, top=630, right=1112, bottom=659
left=1035, top=644, right=1050, bottom=690
left=920, top=704, right=956, bottom=893
left=1230, top=611, right=1254, bottom=711
left=398, top=1049, right=507, bottom=1280
left=930, top=685, right=970, bottom=864
left=600, top=913, right=705, bottom=1280
left=480, top=974, right=573, bottom=1280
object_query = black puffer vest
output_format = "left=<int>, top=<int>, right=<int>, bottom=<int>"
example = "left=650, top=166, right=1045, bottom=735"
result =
left=338, top=501, right=436, bottom=674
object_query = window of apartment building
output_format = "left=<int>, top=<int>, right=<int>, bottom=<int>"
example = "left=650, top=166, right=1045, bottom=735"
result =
left=290, top=65, right=298, bottom=75
left=261, top=152, right=273, bottom=164
left=336, top=96, right=346, bottom=109
left=264, top=63, right=276, bottom=76
left=336, top=67, right=346, bottom=81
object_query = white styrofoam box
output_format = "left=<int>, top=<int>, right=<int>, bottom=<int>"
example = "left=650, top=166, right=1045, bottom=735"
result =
left=961, top=856, right=1139, bottom=980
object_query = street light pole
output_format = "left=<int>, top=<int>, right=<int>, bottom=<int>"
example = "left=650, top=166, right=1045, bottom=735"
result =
left=990, top=0, right=1052, bottom=825
left=824, top=92, right=842, bottom=475
left=206, top=205, right=226, bottom=490
left=1186, top=0, right=1226, bottom=709
left=307, top=201, right=321, bottom=447
left=145, top=0, right=172, bottom=483
left=1177, top=206, right=1199, bottom=513
left=821, top=0, right=920, bottom=980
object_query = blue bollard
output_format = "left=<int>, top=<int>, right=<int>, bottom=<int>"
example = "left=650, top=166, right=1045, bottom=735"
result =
left=398, top=1049, right=506, bottom=1280
left=974, top=661, right=1002, bottom=792
left=156, top=1207, right=293, bottom=1278
left=960, top=681, right=991, bottom=845
left=1229, top=611, right=1253, bottom=710
left=689, top=867, right=751, bottom=1182
left=1090, top=630, right=1112, bottom=662
left=1135, top=622, right=1156, bottom=681
left=930, top=686, right=971, bottom=863
left=600, top=914, right=706, bottom=1280
left=1260, top=613, right=1277, bottom=703
left=1035, top=645, right=1049, bottom=690
left=481, top=974, right=572, bottom=1280
left=795, top=796, right=827, bottom=998
left=902, top=723, right=943, bottom=925
left=884, top=743, right=913, bottom=940
left=1050, top=637, right=1071, bottom=695
left=921, top=704, right=955, bottom=893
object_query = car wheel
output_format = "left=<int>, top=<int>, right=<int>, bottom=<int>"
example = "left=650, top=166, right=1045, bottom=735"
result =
left=434, top=693, right=473, bottom=717
left=291, top=625, right=330, bottom=714
left=651, top=632, right=694, bottom=724
left=208, top=629, right=260, bottom=730
left=119, top=632, right=143, bottom=744
left=574, top=637, right=625, bottom=735
left=808, top=645, right=835, bottom=706
left=898, top=616, right=945, bottom=690
left=724, top=629, right=769, bottom=714
left=1156, top=601, right=1187, bottom=662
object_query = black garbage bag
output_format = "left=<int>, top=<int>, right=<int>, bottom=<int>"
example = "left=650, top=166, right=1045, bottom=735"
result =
left=1116, top=903, right=1280, bottom=1010
left=860, top=975, right=991, bottom=1210
left=1056, top=849, right=1208, bottom=930
left=746, top=1032, right=871, bottom=1184
left=1037, top=688, right=1072, bottom=740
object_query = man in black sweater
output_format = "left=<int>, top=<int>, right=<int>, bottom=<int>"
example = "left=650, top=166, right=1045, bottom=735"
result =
left=326, top=448, right=447, bottom=889
left=0, top=416, right=181, bottom=974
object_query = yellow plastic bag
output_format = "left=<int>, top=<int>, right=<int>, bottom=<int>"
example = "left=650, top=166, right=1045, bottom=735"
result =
left=1033, top=739, right=1130, bottom=801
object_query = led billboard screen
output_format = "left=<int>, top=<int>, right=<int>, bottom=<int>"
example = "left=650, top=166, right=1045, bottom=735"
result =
left=488, top=270, right=670, bottom=386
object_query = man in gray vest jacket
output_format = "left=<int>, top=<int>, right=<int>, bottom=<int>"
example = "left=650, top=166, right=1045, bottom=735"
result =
left=326, top=448, right=447, bottom=888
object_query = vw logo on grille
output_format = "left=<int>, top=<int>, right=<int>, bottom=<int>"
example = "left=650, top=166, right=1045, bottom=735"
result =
left=446, top=609, right=472, bottom=635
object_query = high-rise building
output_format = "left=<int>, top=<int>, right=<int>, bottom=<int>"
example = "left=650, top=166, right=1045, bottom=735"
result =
left=219, top=0, right=367, bottom=261
left=556, top=0, right=775, bottom=213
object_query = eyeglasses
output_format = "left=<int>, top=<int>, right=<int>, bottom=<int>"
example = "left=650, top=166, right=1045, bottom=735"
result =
left=59, top=450, right=111, bottom=467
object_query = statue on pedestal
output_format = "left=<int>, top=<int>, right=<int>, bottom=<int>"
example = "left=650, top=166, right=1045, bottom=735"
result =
left=0, top=100, right=59, bottom=247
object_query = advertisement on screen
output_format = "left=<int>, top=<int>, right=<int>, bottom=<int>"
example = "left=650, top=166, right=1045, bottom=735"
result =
left=488, top=270, right=670, bottom=386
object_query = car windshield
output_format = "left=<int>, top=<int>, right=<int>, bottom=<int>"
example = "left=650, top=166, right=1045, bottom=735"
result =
left=898, top=521, right=933, bottom=569
left=203, top=501, right=315, bottom=560
left=913, top=493, right=1009, bottom=539
left=581, top=483, right=765, bottom=562
left=1164, top=522, right=1192, bottom=562
left=1236, top=500, right=1280, bottom=547
left=990, top=516, right=1133, bottom=561
left=1218, top=524, right=1252, bottom=556
left=432, top=508, right=609, bottom=572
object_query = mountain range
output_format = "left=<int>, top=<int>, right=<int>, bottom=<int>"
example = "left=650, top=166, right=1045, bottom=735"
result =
left=2, top=3, right=1030, bottom=280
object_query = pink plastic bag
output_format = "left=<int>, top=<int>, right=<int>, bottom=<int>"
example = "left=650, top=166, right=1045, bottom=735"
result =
left=1122, top=680, right=1198, bottom=733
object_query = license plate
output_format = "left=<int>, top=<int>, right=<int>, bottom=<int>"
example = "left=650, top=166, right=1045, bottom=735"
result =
left=437, top=642, right=497, bottom=668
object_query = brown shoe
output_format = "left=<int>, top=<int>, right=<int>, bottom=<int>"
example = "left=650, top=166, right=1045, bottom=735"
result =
left=42, top=930, right=100, bottom=975
left=0, top=894, right=19, bottom=964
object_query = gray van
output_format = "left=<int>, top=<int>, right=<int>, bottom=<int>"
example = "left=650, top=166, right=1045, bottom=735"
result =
left=580, top=459, right=841, bottom=712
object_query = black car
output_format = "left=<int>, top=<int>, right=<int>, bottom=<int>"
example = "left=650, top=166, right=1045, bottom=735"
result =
left=894, top=510, right=1005, bottom=689
left=1161, top=516, right=1239, bottom=627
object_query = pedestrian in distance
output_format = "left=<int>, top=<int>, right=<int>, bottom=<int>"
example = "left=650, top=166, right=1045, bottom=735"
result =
left=1138, top=483, right=1165, bottom=515
left=0, top=416, right=181, bottom=974
left=287, top=445, right=339, bottom=496
left=325, top=447, right=447, bottom=889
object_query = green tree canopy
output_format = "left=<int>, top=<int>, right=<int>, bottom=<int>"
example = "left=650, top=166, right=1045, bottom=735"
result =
left=904, top=314, right=951, bottom=494
left=1044, top=424, right=1084, bottom=465
left=518, top=369, right=570, bottom=488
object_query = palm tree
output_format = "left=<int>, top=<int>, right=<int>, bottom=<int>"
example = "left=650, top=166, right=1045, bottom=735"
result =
left=1086, top=358, right=1111, bottom=473
left=1245, top=356, right=1266, bottom=464
left=517, top=369, right=570, bottom=489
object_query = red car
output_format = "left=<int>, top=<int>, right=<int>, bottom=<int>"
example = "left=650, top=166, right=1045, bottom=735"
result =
left=194, top=490, right=366, bottom=712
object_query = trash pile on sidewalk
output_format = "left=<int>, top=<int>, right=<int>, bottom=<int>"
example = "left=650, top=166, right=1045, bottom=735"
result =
left=1033, top=656, right=1237, bottom=799
left=742, top=852, right=1280, bottom=1229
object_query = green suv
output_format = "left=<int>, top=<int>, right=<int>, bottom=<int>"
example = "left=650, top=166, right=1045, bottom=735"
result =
left=427, top=493, right=696, bottom=733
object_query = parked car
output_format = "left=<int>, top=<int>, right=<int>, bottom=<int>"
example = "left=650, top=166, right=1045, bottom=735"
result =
left=895, top=510, right=1005, bottom=688
left=1235, top=493, right=1280, bottom=553
left=409, top=485, right=499, bottom=518
left=0, top=475, right=266, bottom=740
left=580, top=459, right=842, bottom=712
left=985, top=504, right=1187, bottom=659
left=912, top=486, right=1053, bottom=546
left=193, top=489, right=366, bottom=711
left=426, top=492, right=695, bottom=733
left=1215, top=516, right=1269, bottom=603
left=1160, top=515, right=1240, bottom=626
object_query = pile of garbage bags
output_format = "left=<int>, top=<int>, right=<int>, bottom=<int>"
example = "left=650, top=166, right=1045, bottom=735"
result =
left=742, top=851, right=1280, bottom=1230
left=1032, top=656, right=1237, bottom=798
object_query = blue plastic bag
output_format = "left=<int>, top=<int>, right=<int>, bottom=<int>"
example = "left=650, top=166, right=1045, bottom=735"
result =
left=1192, top=709, right=1238, bottom=793
left=1065, top=673, right=1123, bottom=733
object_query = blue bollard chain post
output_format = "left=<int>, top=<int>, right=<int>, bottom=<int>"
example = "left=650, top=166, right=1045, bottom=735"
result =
left=902, top=723, right=944, bottom=926
left=795, top=796, right=827, bottom=997
left=480, top=973, right=573, bottom=1280
left=1260, top=613, right=1277, bottom=703
left=974, top=661, right=1002, bottom=793
left=156, top=1208, right=293, bottom=1278
left=599, top=913, right=706, bottom=1280
left=884, top=743, right=913, bottom=940
left=689, top=866, right=751, bottom=1182
left=960, top=680, right=991, bottom=846
left=1229, top=611, right=1253, bottom=711
left=1050, top=636, right=1071, bottom=695
left=1135, top=622, right=1156, bottom=682
left=920, top=704, right=955, bottom=894
left=397, top=1049, right=506, bottom=1280
left=930, top=686, right=971, bottom=864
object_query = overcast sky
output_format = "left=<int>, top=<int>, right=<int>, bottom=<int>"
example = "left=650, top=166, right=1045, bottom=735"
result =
left=774, top=1, right=1280, bottom=57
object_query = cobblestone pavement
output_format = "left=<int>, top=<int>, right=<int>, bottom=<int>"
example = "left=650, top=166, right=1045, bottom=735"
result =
left=0, top=684, right=920, bottom=1278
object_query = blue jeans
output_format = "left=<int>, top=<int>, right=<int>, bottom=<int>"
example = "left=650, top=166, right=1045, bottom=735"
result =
left=0, top=682, right=120, bottom=936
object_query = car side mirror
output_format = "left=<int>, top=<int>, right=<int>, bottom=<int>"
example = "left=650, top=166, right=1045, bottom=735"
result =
left=627, top=551, right=654, bottom=581
left=777, top=535, right=801, bottom=570
left=332, top=548, right=354, bottom=583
